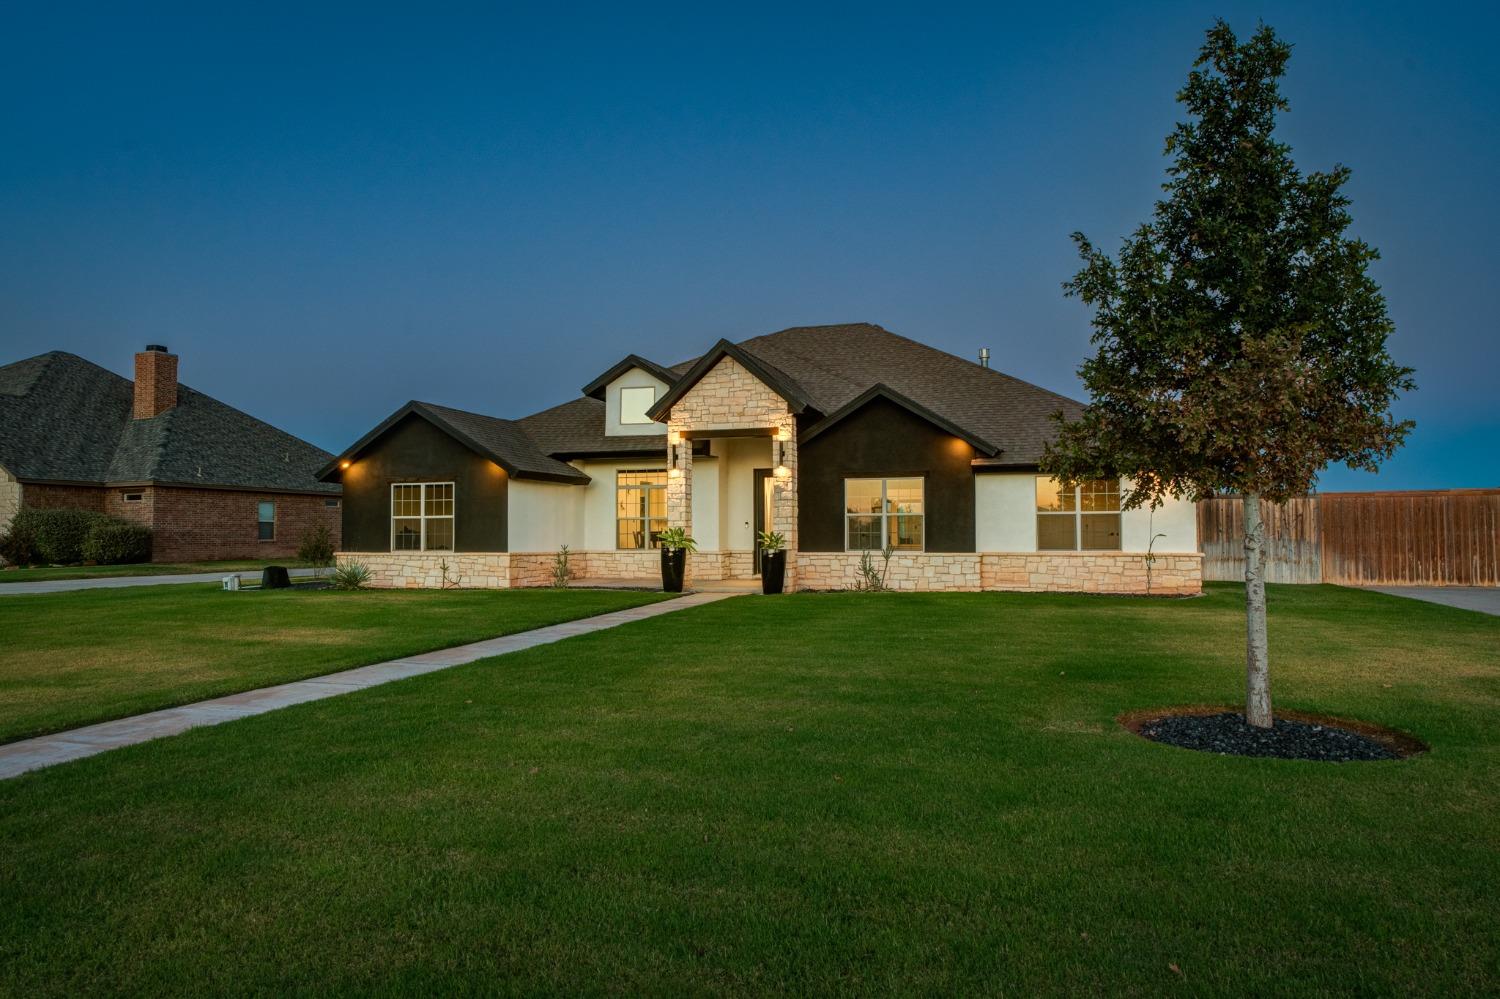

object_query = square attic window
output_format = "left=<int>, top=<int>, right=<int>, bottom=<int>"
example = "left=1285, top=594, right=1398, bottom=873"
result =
left=619, top=385, right=657, bottom=425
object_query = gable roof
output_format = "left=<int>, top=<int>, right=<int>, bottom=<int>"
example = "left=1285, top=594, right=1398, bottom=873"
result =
left=0, top=351, right=339, bottom=493
left=709, top=323, right=1083, bottom=466
left=580, top=354, right=678, bottom=399
left=644, top=338, right=818, bottom=423
left=800, top=383, right=1002, bottom=456
left=318, top=401, right=590, bottom=484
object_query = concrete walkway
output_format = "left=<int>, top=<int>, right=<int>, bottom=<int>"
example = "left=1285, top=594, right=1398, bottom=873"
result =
left=1366, top=586, right=1500, bottom=617
left=0, top=567, right=318, bottom=596
left=0, top=590, right=735, bottom=780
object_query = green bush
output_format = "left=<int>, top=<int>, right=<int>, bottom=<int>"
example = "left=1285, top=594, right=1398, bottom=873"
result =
left=82, top=520, right=152, bottom=565
left=297, top=524, right=336, bottom=569
left=0, top=518, right=40, bottom=567
left=3, top=508, right=152, bottom=565
left=329, top=560, right=372, bottom=590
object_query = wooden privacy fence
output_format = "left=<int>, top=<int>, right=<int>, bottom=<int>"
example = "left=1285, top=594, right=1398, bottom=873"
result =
left=1197, top=490, right=1500, bottom=586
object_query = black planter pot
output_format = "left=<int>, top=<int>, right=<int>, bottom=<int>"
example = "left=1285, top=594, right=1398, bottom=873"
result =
left=760, top=550, right=786, bottom=594
left=261, top=565, right=292, bottom=589
left=660, top=548, right=687, bottom=592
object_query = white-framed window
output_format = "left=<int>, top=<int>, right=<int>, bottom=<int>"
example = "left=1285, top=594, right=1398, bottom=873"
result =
left=619, top=386, right=657, bottom=425
left=122, top=492, right=143, bottom=503
left=845, top=477, right=924, bottom=551
left=1036, top=477, right=1121, bottom=550
left=616, top=470, right=667, bottom=549
left=391, top=482, right=454, bottom=551
left=257, top=501, right=276, bottom=541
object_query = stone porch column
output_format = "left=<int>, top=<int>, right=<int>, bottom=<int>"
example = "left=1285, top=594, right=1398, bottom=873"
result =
left=772, top=414, right=798, bottom=588
left=666, top=429, right=692, bottom=538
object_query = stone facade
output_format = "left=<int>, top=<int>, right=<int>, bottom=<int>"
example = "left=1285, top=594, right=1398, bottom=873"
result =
left=796, top=553, right=984, bottom=592
left=664, top=356, right=798, bottom=586
left=980, top=552, right=1202, bottom=596
left=340, top=552, right=511, bottom=589
left=0, top=465, right=19, bottom=535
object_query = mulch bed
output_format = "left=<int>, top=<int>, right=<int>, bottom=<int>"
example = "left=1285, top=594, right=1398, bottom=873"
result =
left=1120, top=706, right=1426, bottom=762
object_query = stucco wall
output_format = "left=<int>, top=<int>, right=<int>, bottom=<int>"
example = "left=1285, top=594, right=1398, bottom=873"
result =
left=715, top=437, right=772, bottom=552
left=603, top=368, right=670, bottom=437
left=507, top=479, right=584, bottom=553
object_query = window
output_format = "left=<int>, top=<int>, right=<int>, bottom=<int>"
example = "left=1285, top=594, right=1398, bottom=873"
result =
left=391, top=482, right=454, bottom=551
left=324, top=498, right=341, bottom=508
left=257, top=501, right=276, bottom=541
left=1036, top=477, right=1121, bottom=550
left=122, top=492, right=143, bottom=503
left=619, top=386, right=657, bottom=425
left=845, top=477, right=924, bottom=551
left=616, top=470, right=667, bottom=549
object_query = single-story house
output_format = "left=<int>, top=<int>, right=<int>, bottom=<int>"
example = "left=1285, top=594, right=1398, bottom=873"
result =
left=0, top=346, right=341, bottom=561
left=321, top=323, right=1200, bottom=593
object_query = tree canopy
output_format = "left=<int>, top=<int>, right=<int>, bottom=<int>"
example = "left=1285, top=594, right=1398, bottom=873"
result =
left=1043, top=20, right=1415, bottom=507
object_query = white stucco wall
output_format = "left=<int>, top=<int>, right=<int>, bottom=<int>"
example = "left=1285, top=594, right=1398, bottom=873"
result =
left=713, top=437, right=774, bottom=551
left=506, top=479, right=585, bottom=552
left=975, top=472, right=1198, bottom=553
left=603, top=368, right=670, bottom=437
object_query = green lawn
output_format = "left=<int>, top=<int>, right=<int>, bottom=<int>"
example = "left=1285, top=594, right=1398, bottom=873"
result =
left=0, top=586, right=669, bottom=743
left=1, top=584, right=1496, bottom=995
left=0, top=558, right=305, bottom=583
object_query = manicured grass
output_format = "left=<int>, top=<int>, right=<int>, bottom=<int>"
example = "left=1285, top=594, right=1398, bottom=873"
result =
left=0, top=586, right=669, bottom=743
left=0, top=558, right=303, bottom=583
left=1, top=584, right=1496, bottom=995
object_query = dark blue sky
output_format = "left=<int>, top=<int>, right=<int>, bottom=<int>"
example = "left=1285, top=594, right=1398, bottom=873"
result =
left=2, top=2, right=1495, bottom=489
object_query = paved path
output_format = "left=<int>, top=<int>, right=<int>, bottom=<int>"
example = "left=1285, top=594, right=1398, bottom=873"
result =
left=0, top=590, right=735, bottom=780
left=1366, top=586, right=1500, bottom=617
left=0, top=567, right=318, bottom=596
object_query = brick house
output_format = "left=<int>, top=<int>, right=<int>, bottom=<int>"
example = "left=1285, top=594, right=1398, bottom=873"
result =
left=321, top=323, right=1201, bottom=593
left=0, top=346, right=340, bottom=562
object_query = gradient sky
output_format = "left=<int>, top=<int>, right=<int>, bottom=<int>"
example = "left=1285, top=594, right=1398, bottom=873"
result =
left=2, top=2, right=1495, bottom=489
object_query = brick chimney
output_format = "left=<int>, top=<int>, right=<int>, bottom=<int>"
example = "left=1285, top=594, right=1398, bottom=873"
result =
left=133, top=345, right=179, bottom=419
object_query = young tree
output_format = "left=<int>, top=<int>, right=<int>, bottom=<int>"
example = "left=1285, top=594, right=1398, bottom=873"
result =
left=1043, top=20, right=1414, bottom=727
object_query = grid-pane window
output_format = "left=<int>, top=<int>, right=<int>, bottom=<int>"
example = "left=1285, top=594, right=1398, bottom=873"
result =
left=845, top=477, right=924, bottom=551
left=617, top=470, right=667, bottom=549
left=1036, top=477, right=1121, bottom=551
left=257, top=501, right=275, bottom=541
left=390, top=482, right=455, bottom=551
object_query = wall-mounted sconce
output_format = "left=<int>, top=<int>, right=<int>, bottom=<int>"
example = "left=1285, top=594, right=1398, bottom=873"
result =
left=339, top=460, right=351, bottom=470
left=772, top=439, right=783, bottom=468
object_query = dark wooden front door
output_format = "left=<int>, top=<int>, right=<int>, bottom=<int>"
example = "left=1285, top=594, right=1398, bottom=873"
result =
left=752, top=468, right=772, bottom=575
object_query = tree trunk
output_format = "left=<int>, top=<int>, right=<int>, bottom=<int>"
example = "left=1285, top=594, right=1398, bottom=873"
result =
left=1243, top=492, right=1273, bottom=728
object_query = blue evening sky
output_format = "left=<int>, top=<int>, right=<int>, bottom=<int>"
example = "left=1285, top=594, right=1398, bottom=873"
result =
left=1, top=2, right=1494, bottom=489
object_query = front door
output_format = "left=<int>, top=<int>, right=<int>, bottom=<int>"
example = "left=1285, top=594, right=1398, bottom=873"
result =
left=752, top=468, right=772, bottom=574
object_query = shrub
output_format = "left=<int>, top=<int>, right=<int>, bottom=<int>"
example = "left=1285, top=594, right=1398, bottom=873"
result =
left=552, top=545, right=571, bottom=588
left=82, top=520, right=152, bottom=565
left=0, top=519, right=40, bottom=567
left=8, top=507, right=111, bottom=564
left=329, top=560, right=372, bottom=590
left=297, top=524, right=336, bottom=569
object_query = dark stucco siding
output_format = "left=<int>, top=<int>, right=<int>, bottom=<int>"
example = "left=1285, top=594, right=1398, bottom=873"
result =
left=337, top=414, right=508, bottom=552
left=797, top=397, right=977, bottom=552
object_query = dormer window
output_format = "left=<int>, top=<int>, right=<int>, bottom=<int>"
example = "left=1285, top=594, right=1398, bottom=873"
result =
left=619, top=386, right=657, bottom=425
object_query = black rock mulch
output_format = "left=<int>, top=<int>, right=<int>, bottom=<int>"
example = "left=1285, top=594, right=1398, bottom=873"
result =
left=1138, top=711, right=1400, bottom=762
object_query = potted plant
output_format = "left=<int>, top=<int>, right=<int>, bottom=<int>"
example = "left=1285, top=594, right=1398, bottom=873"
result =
left=657, top=527, right=696, bottom=592
left=757, top=530, right=787, bottom=594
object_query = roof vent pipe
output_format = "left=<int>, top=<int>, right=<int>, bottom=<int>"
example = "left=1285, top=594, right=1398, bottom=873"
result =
left=978, top=347, right=990, bottom=368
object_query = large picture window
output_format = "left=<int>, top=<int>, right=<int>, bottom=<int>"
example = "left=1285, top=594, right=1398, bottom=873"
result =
left=391, top=482, right=454, bottom=551
left=616, top=470, right=667, bottom=549
left=845, top=477, right=924, bottom=551
left=1036, top=477, right=1121, bottom=550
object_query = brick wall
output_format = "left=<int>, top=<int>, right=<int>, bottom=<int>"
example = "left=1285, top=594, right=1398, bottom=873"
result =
left=17, top=483, right=108, bottom=513
left=147, top=488, right=341, bottom=562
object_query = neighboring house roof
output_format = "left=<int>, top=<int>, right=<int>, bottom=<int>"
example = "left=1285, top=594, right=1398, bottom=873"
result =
left=0, top=351, right=339, bottom=493
left=318, top=401, right=590, bottom=484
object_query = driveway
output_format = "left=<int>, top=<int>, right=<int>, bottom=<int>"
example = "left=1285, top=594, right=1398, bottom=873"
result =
left=1366, top=586, right=1500, bottom=617
left=0, top=568, right=317, bottom=596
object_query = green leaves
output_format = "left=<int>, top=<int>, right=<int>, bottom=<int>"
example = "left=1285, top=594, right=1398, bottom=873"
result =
left=1043, top=19, right=1414, bottom=506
